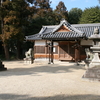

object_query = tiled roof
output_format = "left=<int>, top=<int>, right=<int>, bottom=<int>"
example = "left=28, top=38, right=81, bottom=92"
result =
left=39, top=20, right=84, bottom=40
left=25, top=34, right=42, bottom=41
left=25, top=19, right=100, bottom=41
left=41, top=31, right=85, bottom=40
left=73, top=23, right=100, bottom=37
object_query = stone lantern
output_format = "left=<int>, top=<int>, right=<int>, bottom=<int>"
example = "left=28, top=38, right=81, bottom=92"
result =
left=82, top=28, right=100, bottom=81
left=89, top=28, right=100, bottom=68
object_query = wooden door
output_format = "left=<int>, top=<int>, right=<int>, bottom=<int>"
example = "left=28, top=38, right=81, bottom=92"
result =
left=59, top=42, right=75, bottom=61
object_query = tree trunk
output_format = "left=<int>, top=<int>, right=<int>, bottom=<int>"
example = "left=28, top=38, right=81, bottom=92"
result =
left=16, top=41, right=22, bottom=59
left=3, top=43, right=10, bottom=60
left=1, top=0, right=9, bottom=60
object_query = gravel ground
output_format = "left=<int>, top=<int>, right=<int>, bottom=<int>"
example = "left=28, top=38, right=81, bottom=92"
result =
left=0, top=60, right=100, bottom=100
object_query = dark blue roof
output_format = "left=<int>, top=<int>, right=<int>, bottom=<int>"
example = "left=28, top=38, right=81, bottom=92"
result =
left=73, top=24, right=100, bottom=37
left=41, top=31, right=85, bottom=40
left=26, top=20, right=100, bottom=41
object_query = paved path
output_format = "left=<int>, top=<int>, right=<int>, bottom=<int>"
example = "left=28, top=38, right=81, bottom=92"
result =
left=0, top=60, right=100, bottom=100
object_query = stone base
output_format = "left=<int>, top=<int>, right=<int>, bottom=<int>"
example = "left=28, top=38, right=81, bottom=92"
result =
left=82, top=66, right=100, bottom=81
left=89, top=62, right=100, bottom=68
left=89, top=52, right=100, bottom=68
left=84, top=60, right=91, bottom=69
left=0, top=64, right=7, bottom=71
left=0, top=60, right=7, bottom=71
left=0, top=67, right=7, bottom=71
left=23, top=57, right=34, bottom=64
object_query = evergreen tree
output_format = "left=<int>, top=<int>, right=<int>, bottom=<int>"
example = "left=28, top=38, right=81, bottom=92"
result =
left=33, top=0, right=52, bottom=18
left=34, top=0, right=51, bottom=9
left=80, top=6, right=100, bottom=24
left=54, top=1, right=68, bottom=21
left=0, top=0, right=10, bottom=59
left=68, top=8, right=83, bottom=24
left=30, top=0, right=55, bottom=34
left=0, top=0, right=35, bottom=59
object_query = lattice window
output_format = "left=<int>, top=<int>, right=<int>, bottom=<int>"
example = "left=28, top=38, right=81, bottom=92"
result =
left=35, top=46, right=45, bottom=53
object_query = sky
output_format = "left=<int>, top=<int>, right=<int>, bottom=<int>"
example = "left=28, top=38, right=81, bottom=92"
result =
left=50, top=0, right=99, bottom=11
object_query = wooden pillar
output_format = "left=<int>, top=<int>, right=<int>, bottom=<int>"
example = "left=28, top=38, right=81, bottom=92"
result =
left=48, top=44, right=50, bottom=64
left=74, top=41, right=81, bottom=63
left=75, top=48, right=80, bottom=62
left=51, top=40, right=54, bottom=64
left=32, top=41, right=35, bottom=64
left=45, top=40, right=48, bottom=59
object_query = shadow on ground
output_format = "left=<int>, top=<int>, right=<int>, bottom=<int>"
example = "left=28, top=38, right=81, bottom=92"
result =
left=0, top=93, right=100, bottom=100
left=0, top=61, right=85, bottom=77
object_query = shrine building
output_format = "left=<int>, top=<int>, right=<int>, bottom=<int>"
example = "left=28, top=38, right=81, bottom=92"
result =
left=25, top=19, right=100, bottom=63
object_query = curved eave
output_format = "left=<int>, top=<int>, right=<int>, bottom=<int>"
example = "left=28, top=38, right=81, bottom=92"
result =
left=25, top=34, right=42, bottom=41
left=42, top=37, right=83, bottom=41
left=41, top=31, right=85, bottom=40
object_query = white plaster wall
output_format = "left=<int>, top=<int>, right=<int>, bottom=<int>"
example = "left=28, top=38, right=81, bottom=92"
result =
left=35, top=40, right=46, bottom=46
left=54, top=42, right=58, bottom=46
left=81, top=40, right=94, bottom=45
left=35, top=40, right=93, bottom=46
left=35, top=40, right=58, bottom=46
